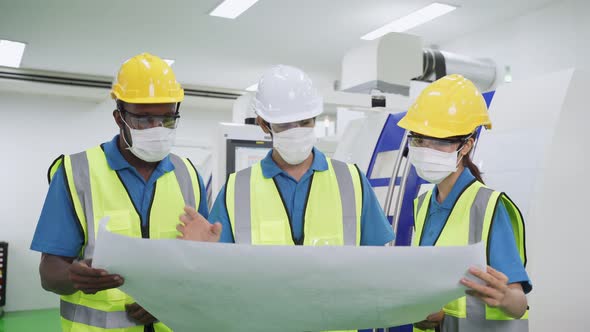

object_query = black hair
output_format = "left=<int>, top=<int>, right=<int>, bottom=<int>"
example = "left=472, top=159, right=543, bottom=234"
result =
left=460, top=132, right=484, bottom=184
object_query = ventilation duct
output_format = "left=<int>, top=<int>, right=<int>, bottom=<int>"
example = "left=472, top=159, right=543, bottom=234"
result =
left=0, top=67, right=242, bottom=100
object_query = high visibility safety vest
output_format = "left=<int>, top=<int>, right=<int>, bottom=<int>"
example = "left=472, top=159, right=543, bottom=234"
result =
left=225, top=158, right=363, bottom=332
left=48, top=145, right=201, bottom=332
left=412, top=180, right=528, bottom=332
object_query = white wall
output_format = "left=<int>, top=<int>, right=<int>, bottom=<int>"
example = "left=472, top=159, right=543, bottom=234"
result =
left=470, top=69, right=575, bottom=330
left=0, top=87, right=231, bottom=311
left=474, top=68, right=590, bottom=331
left=524, top=70, right=589, bottom=331
left=441, top=0, right=590, bottom=83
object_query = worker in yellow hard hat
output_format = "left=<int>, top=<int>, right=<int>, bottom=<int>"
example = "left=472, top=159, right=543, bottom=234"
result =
left=398, top=74, right=531, bottom=332
left=31, top=53, right=210, bottom=332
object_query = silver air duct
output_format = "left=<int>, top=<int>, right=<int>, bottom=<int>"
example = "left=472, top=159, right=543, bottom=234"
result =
left=417, top=48, right=497, bottom=92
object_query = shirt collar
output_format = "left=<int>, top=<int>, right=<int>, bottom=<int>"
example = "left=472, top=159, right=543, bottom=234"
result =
left=431, top=167, right=476, bottom=209
left=260, top=147, right=328, bottom=179
left=103, top=135, right=174, bottom=173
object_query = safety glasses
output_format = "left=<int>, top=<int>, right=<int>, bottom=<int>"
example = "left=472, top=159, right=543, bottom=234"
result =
left=407, top=133, right=471, bottom=150
left=118, top=109, right=180, bottom=129
left=270, top=118, right=315, bottom=132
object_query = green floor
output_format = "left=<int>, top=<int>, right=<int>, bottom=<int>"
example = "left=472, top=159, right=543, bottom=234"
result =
left=0, top=308, right=61, bottom=332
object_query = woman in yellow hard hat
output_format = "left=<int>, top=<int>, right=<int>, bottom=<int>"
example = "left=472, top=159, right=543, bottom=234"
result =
left=398, top=74, right=531, bottom=332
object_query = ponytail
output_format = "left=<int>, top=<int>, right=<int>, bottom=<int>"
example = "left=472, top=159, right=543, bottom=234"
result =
left=463, top=154, right=484, bottom=184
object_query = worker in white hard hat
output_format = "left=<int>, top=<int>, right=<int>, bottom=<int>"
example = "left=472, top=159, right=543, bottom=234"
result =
left=178, top=66, right=394, bottom=290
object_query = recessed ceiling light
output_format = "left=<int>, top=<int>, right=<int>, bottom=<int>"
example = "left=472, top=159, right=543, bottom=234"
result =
left=164, top=59, right=175, bottom=66
left=361, top=2, right=457, bottom=41
left=0, top=39, right=26, bottom=68
left=246, top=83, right=258, bottom=91
left=210, top=0, right=260, bottom=19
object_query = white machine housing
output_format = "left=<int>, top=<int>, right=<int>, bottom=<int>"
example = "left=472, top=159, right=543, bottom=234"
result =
left=340, top=33, right=423, bottom=96
left=212, top=123, right=272, bottom=199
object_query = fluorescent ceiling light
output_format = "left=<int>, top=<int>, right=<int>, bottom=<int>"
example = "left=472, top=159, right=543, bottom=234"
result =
left=210, top=0, right=259, bottom=19
left=361, top=2, right=457, bottom=40
left=246, top=83, right=258, bottom=91
left=0, top=39, right=26, bottom=68
left=164, top=59, right=175, bottom=66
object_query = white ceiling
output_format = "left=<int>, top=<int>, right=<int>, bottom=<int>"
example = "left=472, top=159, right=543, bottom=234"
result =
left=0, top=0, right=554, bottom=93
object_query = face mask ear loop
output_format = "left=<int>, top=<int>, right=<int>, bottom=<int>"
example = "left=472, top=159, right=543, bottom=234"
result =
left=118, top=110, right=134, bottom=149
left=455, top=132, right=475, bottom=167
left=456, top=150, right=465, bottom=168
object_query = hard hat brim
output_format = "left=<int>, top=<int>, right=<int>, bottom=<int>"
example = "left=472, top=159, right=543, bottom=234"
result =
left=111, top=91, right=184, bottom=104
left=397, top=116, right=491, bottom=138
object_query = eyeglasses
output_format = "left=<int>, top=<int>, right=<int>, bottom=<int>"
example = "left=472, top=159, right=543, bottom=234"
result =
left=270, top=118, right=315, bottom=132
left=118, top=109, right=180, bottom=129
left=407, top=133, right=470, bottom=150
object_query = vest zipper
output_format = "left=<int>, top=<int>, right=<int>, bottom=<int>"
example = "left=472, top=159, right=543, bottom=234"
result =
left=299, top=172, right=316, bottom=246
left=143, top=181, right=157, bottom=239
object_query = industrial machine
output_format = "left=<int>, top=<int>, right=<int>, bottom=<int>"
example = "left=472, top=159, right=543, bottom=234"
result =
left=212, top=121, right=272, bottom=197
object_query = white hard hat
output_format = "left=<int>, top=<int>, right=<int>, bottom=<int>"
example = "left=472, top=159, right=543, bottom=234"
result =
left=252, top=65, right=323, bottom=124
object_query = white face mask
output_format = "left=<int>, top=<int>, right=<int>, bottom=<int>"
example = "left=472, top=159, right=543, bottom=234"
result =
left=408, top=146, right=462, bottom=184
left=272, top=127, right=317, bottom=165
left=122, top=123, right=176, bottom=163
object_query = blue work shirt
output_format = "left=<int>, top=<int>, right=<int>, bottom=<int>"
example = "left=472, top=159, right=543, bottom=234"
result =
left=209, top=148, right=395, bottom=246
left=31, top=135, right=209, bottom=257
left=420, top=168, right=532, bottom=293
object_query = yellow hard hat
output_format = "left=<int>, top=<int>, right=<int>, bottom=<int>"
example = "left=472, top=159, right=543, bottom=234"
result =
left=398, top=74, right=491, bottom=138
left=111, top=53, right=184, bottom=104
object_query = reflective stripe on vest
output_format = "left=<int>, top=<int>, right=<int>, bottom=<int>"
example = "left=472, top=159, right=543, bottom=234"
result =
left=442, top=315, right=529, bottom=332
left=412, top=181, right=528, bottom=332
left=70, top=151, right=95, bottom=259
left=61, top=300, right=138, bottom=329
left=227, top=158, right=362, bottom=246
left=169, top=154, right=198, bottom=208
left=51, top=146, right=199, bottom=331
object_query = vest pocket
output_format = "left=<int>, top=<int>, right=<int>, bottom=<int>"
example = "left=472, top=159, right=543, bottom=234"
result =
left=103, top=210, right=133, bottom=235
left=257, top=219, right=291, bottom=244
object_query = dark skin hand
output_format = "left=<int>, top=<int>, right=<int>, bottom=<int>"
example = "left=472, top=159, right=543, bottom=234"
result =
left=125, top=302, right=158, bottom=325
left=41, top=255, right=157, bottom=324
left=414, top=310, right=444, bottom=330
left=39, top=254, right=124, bottom=295
left=68, top=259, right=124, bottom=295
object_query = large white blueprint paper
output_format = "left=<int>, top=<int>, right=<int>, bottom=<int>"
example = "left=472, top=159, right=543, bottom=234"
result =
left=93, top=223, right=485, bottom=331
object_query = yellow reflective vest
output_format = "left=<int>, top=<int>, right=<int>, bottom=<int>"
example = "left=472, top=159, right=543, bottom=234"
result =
left=49, top=146, right=201, bottom=332
left=412, top=180, right=528, bottom=332
left=225, top=158, right=363, bottom=331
